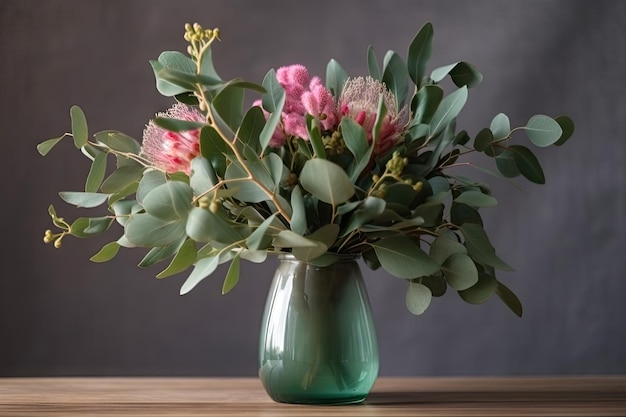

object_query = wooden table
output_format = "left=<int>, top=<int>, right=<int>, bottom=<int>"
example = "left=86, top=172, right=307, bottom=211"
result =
left=0, top=376, right=625, bottom=416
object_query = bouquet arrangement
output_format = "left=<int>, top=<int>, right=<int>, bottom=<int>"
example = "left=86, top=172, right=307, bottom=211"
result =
left=39, top=22, right=573, bottom=316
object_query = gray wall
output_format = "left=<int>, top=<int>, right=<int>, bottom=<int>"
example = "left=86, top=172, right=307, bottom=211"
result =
left=1, top=0, right=624, bottom=376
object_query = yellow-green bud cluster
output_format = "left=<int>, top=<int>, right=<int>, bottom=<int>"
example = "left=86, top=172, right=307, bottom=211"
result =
left=43, top=229, right=64, bottom=249
left=323, top=130, right=345, bottom=156
left=184, top=23, right=220, bottom=44
left=385, top=151, right=408, bottom=177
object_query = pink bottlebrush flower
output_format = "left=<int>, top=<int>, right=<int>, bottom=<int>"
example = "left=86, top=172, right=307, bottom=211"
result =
left=255, top=64, right=339, bottom=147
left=140, top=103, right=205, bottom=174
left=338, top=76, right=409, bottom=156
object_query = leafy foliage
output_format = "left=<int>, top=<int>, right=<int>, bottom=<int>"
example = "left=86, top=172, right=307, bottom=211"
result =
left=39, top=22, right=573, bottom=318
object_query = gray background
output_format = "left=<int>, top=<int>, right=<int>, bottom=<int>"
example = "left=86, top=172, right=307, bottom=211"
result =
left=1, top=0, right=624, bottom=377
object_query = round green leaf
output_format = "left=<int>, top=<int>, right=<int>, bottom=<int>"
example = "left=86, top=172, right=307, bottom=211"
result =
left=459, top=272, right=497, bottom=304
left=473, top=128, right=494, bottom=152
left=525, top=115, right=563, bottom=147
left=554, top=115, right=575, bottom=146
left=442, top=253, right=479, bottom=290
left=372, top=236, right=440, bottom=279
left=420, top=274, right=447, bottom=297
left=490, top=113, right=511, bottom=140
left=186, top=207, right=244, bottom=244
left=93, top=130, right=141, bottom=154
left=406, top=281, right=432, bottom=315
left=429, top=234, right=466, bottom=265
left=125, top=214, right=186, bottom=247
left=299, top=158, right=355, bottom=205
left=142, top=181, right=193, bottom=221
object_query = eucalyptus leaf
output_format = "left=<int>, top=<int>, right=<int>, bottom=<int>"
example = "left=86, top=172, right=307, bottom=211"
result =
left=454, top=191, right=497, bottom=208
left=90, top=241, right=120, bottom=263
left=428, top=86, right=468, bottom=138
left=290, top=186, right=307, bottom=236
left=407, top=22, right=433, bottom=87
left=238, top=106, right=265, bottom=158
left=459, top=272, right=497, bottom=304
left=490, top=113, right=511, bottom=140
left=382, top=51, right=409, bottom=107
left=93, top=130, right=141, bottom=154
left=372, top=236, right=440, bottom=279
left=70, top=217, right=113, bottom=237
left=451, top=202, right=483, bottom=226
left=212, top=84, right=245, bottom=132
left=190, top=157, right=218, bottom=196
left=153, top=117, right=205, bottom=132
left=406, top=281, right=432, bottom=315
left=496, top=280, right=523, bottom=317
left=85, top=152, right=107, bottom=193
left=525, top=114, right=563, bottom=147
left=367, top=45, right=381, bottom=80
left=59, top=191, right=109, bottom=208
left=326, top=59, right=348, bottom=99
left=306, top=115, right=326, bottom=159
left=510, top=145, right=545, bottom=184
left=70, top=105, right=88, bottom=149
left=300, top=159, right=354, bottom=206
left=142, top=181, right=193, bottom=221
left=554, top=115, right=575, bottom=146
left=180, top=255, right=219, bottom=295
left=259, top=69, right=285, bottom=150
left=246, top=213, right=277, bottom=251
left=459, top=223, right=514, bottom=271
left=222, top=254, right=241, bottom=294
left=495, top=149, right=520, bottom=178
left=100, top=165, right=144, bottom=194
left=136, top=170, right=167, bottom=204
left=125, top=213, right=187, bottom=247
left=442, top=253, right=479, bottom=290
left=429, top=234, right=466, bottom=265
left=200, top=125, right=231, bottom=177
left=37, top=136, right=64, bottom=156
left=186, top=207, right=244, bottom=244
left=413, top=85, right=443, bottom=125
left=138, top=239, right=184, bottom=268
left=340, top=196, right=386, bottom=236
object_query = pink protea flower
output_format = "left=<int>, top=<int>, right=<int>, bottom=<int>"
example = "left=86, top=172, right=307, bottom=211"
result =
left=339, top=76, right=409, bottom=156
left=140, top=103, right=205, bottom=174
left=254, top=64, right=339, bottom=147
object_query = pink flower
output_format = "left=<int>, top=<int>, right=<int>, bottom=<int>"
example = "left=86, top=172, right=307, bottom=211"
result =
left=338, top=76, right=408, bottom=156
left=140, top=103, right=205, bottom=174
left=255, top=64, right=339, bottom=147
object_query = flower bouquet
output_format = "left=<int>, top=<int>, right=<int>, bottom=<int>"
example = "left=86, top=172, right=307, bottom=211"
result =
left=40, top=22, right=573, bottom=316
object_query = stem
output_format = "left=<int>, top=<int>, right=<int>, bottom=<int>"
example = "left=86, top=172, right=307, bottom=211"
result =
left=192, top=42, right=292, bottom=225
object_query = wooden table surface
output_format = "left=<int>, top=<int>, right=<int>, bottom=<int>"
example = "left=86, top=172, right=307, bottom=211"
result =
left=0, top=376, right=625, bottom=416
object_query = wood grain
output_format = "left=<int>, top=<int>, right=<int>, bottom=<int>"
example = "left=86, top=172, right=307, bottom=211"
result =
left=0, top=376, right=625, bottom=416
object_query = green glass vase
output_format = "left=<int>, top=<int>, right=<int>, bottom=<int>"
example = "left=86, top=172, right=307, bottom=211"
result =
left=258, top=254, right=379, bottom=405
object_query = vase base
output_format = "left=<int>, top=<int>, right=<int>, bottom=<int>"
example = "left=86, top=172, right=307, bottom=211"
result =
left=268, top=392, right=368, bottom=405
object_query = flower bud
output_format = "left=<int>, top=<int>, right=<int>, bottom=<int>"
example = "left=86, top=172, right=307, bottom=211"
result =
left=54, top=239, right=62, bottom=249
left=209, top=201, right=220, bottom=213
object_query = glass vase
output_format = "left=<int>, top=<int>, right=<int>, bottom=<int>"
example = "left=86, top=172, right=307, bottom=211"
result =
left=258, top=254, right=379, bottom=405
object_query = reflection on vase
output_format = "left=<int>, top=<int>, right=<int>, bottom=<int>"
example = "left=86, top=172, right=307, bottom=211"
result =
left=258, top=254, right=379, bottom=404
